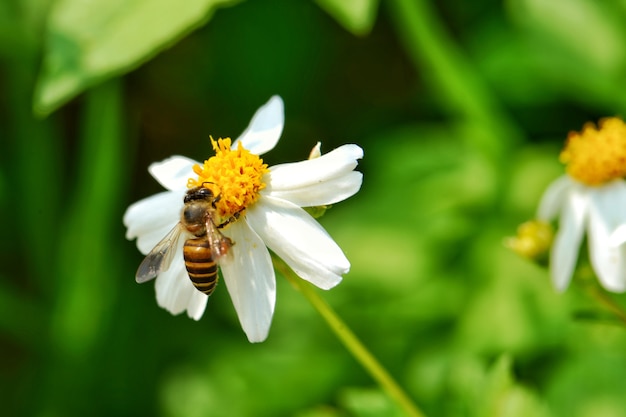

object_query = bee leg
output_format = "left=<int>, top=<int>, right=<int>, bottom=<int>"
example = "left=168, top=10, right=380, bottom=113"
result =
left=217, top=208, right=244, bottom=229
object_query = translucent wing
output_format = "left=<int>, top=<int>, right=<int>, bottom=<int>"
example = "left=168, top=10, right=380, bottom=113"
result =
left=136, top=223, right=184, bottom=283
left=206, top=216, right=233, bottom=261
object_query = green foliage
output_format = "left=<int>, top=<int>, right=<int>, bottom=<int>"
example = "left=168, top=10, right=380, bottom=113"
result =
left=4, top=0, right=626, bottom=416
left=315, top=0, right=380, bottom=36
left=33, top=0, right=239, bottom=116
left=476, top=355, right=551, bottom=417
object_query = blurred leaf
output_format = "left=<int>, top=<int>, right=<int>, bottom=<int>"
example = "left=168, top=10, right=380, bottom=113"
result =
left=339, top=387, right=403, bottom=417
left=0, top=163, right=5, bottom=204
left=489, top=0, right=626, bottom=111
left=16, top=0, right=53, bottom=33
left=368, top=124, right=498, bottom=213
left=294, top=405, right=347, bottom=417
left=571, top=309, right=623, bottom=325
left=51, top=80, right=125, bottom=364
left=156, top=331, right=356, bottom=417
left=315, top=0, right=379, bottom=35
left=546, top=341, right=626, bottom=417
left=508, top=0, right=626, bottom=74
left=475, top=355, right=552, bottom=417
left=456, top=227, right=570, bottom=355
left=160, top=366, right=224, bottom=417
left=0, top=277, right=43, bottom=347
left=34, top=0, right=238, bottom=116
left=503, top=144, right=562, bottom=215
left=468, top=22, right=556, bottom=106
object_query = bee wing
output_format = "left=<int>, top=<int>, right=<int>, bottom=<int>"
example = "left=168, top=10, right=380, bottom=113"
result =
left=136, top=223, right=184, bottom=283
left=205, top=217, right=233, bottom=260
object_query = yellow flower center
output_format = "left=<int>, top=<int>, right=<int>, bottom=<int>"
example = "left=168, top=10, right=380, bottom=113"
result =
left=560, top=117, right=626, bottom=186
left=187, top=137, right=268, bottom=222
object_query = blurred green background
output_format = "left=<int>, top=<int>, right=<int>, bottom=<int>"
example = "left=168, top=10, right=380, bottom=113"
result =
left=3, top=0, right=626, bottom=416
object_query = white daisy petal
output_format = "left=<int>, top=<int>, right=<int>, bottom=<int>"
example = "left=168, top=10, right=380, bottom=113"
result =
left=247, top=196, right=349, bottom=290
left=593, top=181, right=626, bottom=233
left=598, top=180, right=626, bottom=225
left=154, top=248, right=206, bottom=316
left=265, top=172, right=363, bottom=207
left=220, top=219, right=276, bottom=343
left=587, top=182, right=626, bottom=292
left=610, top=224, right=626, bottom=246
left=123, top=190, right=182, bottom=254
left=233, top=96, right=284, bottom=156
left=187, top=290, right=209, bottom=320
left=148, top=156, right=198, bottom=192
left=266, top=144, right=363, bottom=192
left=550, top=187, right=588, bottom=291
left=537, top=175, right=573, bottom=221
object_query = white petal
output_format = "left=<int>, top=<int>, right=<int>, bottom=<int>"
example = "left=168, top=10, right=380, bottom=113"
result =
left=591, top=180, right=626, bottom=226
left=587, top=181, right=626, bottom=292
left=247, top=196, right=349, bottom=290
left=232, top=96, right=284, bottom=156
left=148, top=156, right=198, bottom=192
left=154, top=248, right=207, bottom=317
left=123, top=190, right=183, bottom=254
left=610, top=224, right=626, bottom=246
left=266, top=144, right=363, bottom=192
left=265, top=172, right=363, bottom=207
left=550, top=187, right=588, bottom=291
left=220, top=219, right=276, bottom=343
left=187, top=290, right=209, bottom=320
left=537, top=175, right=573, bottom=221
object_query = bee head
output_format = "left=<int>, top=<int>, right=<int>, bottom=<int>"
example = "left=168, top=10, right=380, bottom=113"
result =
left=184, top=185, right=216, bottom=204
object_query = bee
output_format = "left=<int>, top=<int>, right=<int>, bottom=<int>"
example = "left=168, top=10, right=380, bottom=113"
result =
left=136, top=185, right=235, bottom=296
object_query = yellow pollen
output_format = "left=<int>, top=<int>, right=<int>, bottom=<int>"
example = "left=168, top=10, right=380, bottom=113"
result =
left=560, top=117, right=626, bottom=186
left=187, top=137, right=268, bottom=222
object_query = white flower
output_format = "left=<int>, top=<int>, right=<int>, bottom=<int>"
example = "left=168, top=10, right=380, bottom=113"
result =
left=537, top=117, right=626, bottom=292
left=123, top=96, right=363, bottom=342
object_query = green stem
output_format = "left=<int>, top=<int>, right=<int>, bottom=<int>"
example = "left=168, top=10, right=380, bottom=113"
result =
left=53, top=79, right=124, bottom=357
left=574, top=267, right=626, bottom=326
left=387, top=0, right=524, bottom=186
left=272, top=256, right=427, bottom=417
left=585, top=284, right=626, bottom=326
left=40, top=79, right=126, bottom=416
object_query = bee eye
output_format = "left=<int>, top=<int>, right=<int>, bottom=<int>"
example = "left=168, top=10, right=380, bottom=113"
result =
left=195, top=187, right=213, bottom=200
left=184, top=186, right=215, bottom=203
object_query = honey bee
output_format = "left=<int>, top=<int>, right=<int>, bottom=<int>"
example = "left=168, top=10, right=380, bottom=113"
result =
left=136, top=185, right=235, bottom=296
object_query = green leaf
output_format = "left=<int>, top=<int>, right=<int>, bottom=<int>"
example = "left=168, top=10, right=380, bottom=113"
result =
left=33, top=0, right=239, bottom=116
left=315, top=0, right=379, bottom=36
left=476, top=355, right=552, bottom=417
left=501, top=0, right=626, bottom=110
left=339, top=387, right=403, bottom=417
left=508, top=0, right=626, bottom=74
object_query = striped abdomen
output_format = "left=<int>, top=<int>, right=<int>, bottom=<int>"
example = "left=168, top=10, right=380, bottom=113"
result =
left=183, top=237, right=218, bottom=296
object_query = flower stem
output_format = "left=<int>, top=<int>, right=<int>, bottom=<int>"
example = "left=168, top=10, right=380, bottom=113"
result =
left=387, top=0, right=524, bottom=201
left=272, top=256, right=427, bottom=417
left=574, top=267, right=626, bottom=326
left=585, top=283, right=626, bottom=326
